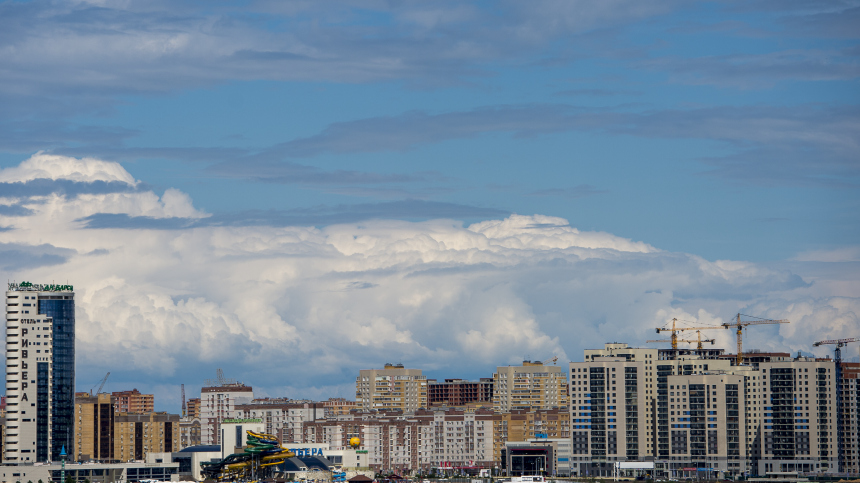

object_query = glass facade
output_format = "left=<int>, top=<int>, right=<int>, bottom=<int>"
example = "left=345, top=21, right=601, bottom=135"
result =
left=39, top=296, right=75, bottom=461
left=37, top=361, right=51, bottom=461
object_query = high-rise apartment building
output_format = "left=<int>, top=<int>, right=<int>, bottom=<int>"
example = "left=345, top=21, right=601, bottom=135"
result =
left=73, top=393, right=115, bottom=462
left=661, top=373, right=748, bottom=475
left=569, top=354, right=649, bottom=475
left=200, top=384, right=254, bottom=445
left=5, top=282, right=75, bottom=463
left=112, top=389, right=154, bottom=414
left=841, top=362, right=860, bottom=473
left=493, top=361, right=568, bottom=411
left=356, top=364, right=428, bottom=411
left=754, top=357, right=837, bottom=474
left=570, top=342, right=848, bottom=478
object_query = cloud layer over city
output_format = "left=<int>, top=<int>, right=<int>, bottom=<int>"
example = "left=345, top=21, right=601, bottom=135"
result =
left=2, top=154, right=857, bottom=407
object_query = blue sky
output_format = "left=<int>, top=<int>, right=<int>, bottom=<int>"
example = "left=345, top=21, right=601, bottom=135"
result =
left=0, top=0, right=858, bottom=411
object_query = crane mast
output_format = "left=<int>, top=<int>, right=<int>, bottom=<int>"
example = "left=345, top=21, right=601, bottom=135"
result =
left=722, top=313, right=790, bottom=365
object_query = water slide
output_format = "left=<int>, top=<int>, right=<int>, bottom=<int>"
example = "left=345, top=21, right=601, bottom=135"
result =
left=201, top=430, right=296, bottom=480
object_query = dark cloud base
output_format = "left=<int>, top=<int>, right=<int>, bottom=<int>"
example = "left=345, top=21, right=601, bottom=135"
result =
left=78, top=199, right=510, bottom=229
left=0, top=242, right=75, bottom=271
left=0, top=178, right=139, bottom=197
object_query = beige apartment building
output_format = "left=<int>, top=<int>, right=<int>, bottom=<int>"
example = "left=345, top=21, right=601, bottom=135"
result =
left=114, top=412, right=179, bottom=461
left=186, top=398, right=201, bottom=419
left=356, top=364, right=428, bottom=411
left=755, top=357, right=838, bottom=474
left=112, top=389, right=154, bottom=414
left=74, top=393, right=115, bottom=462
left=493, top=361, right=568, bottom=411
left=569, top=355, right=649, bottom=476
left=661, top=373, right=748, bottom=476
left=569, top=342, right=848, bottom=478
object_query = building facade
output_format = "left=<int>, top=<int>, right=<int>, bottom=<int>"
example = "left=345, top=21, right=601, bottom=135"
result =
left=356, top=364, right=428, bottom=412
left=74, top=393, right=115, bottom=462
left=569, top=354, right=649, bottom=476
left=754, top=357, right=837, bottom=474
left=841, top=362, right=860, bottom=473
left=4, top=282, right=75, bottom=463
left=112, top=389, right=154, bottom=414
left=114, top=412, right=179, bottom=462
left=185, top=398, right=201, bottom=419
left=200, top=384, right=254, bottom=445
left=233, top=398, right=324, bottom=444
left=493, top=361, right=568, bottom=412
left=570, top=342, right=851, bottom=478
left=429, top=379, right=494, bottom=407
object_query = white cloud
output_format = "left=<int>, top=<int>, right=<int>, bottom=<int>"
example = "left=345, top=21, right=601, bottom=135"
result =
left=0, top=154, right=208, bottom=237
left=1, top=153, right=858, bottom=405
left=0, top=151, right=137, bottom=184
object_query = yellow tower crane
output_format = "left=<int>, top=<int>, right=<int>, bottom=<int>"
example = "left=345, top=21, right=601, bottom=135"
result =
left=722, top=313, right=790, bottom=365
left=648, top=330, right=715, bottom=349
left=655, top=318, right=722, bottom=350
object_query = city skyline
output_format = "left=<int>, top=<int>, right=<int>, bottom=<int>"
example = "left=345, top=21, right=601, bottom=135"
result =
left=0, top=1, right=858, bottom=411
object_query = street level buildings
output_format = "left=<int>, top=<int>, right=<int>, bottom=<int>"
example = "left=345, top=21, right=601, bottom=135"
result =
left=4, top=282, right=75, bottom=463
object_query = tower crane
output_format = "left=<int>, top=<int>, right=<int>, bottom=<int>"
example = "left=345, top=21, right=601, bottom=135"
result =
left=541, top=356, right=559, bottom=365
left=648, top=330, right=715, bottom=349
left=90, top=372, right=110, bottom=396
left=813, top=337, right=859, bottom=474
left=722, top=314, right=790, bottom=365
left=655, top=318, right=722, bottom=350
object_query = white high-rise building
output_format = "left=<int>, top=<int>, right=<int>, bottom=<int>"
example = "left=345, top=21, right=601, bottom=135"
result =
left=200, top=384, right=254, bottom=446
left=5, top=281, right=76, bottom=464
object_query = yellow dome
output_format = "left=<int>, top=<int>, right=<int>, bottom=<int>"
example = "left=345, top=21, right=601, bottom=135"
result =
left=349, top=437, right=361, bottom=448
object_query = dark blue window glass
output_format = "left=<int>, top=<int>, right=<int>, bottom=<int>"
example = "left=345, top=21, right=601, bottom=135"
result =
left=39, top=297, right=75, bottom=461
left=37, top=361, right=50, bottom=461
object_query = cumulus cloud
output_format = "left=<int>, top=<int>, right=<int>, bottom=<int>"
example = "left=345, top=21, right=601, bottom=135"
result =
left=0, top=152, right=137, bottom=184
left=1, top=153, right=857, bottom=407
left=0, top=153, right=208, bottom=235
